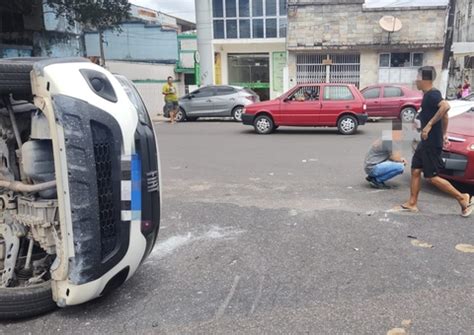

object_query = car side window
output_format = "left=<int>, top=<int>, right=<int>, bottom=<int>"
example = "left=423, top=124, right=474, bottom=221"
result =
left=288, top=86, right=320, bottom=101
left=192, top=88, right=214, bottom=98
left=323, top=86, right=354, bottom=101
left=215, top=86, right=236, bottom=96
left=383, top=87, right=403, bottom=98
left=362, top=88, right=380, bottom=99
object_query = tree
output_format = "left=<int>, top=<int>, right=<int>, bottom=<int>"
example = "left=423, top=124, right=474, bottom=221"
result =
left=46, top=0, right=131, bottom=66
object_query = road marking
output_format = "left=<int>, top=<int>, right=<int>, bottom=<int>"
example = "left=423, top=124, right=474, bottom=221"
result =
left=250, top=275, right=265, bottom=314
left=215, top=275, right=240, bottom=320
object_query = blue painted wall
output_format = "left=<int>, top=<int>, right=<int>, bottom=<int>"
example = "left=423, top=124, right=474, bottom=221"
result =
left=85, top=22, right=178, bottom=63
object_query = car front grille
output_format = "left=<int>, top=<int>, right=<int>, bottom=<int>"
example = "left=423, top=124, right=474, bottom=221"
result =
left=91, top=121, right=117, bottom=258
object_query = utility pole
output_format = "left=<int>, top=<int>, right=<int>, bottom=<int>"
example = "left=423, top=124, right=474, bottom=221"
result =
left=194, top=0, right=214, bottom=86
left=440, top=0, right=456, bottom=97
left=99, top=30, right=106, bottom=67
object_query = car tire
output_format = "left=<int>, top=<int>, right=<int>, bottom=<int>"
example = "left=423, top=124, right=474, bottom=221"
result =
left=231, top=106, right=244, bottom=122
left=0, top=60, right=34, bottom=100
left=187, top=117, right=198, bottom=122
left=0, top=281, right=57, bottom=320
left=337, top=115, right=358, bottom=135
left=400, top=107, right=416, bottom=123
left=175, top=108, right=186, bottom=122
left=253, top=115, right=274, bottom=135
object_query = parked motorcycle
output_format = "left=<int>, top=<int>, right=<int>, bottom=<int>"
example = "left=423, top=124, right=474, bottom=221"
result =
left=0, top=58, right=161, bottom=319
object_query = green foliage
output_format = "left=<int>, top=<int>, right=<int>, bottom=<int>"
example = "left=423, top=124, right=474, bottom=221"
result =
left=46, top=0, right=131, bottom=31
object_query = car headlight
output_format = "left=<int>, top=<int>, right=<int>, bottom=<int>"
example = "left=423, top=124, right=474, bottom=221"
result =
left=469, top=144, right=474, bottom=151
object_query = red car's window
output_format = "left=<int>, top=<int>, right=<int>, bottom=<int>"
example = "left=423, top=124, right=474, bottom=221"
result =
left=362, top=87, right=380, bottom=99
left=288, top=86, right=320, bottom=101
left=323, top=86, right=354, bottom=101
left=383, top=87, right=404, bottom=98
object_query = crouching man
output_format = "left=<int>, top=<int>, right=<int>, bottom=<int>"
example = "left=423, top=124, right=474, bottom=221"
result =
left=364, top=122, right=407, bottom=189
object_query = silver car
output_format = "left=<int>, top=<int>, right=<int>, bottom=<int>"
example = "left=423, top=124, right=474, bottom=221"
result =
left=176, top=85, right=259, bottom=122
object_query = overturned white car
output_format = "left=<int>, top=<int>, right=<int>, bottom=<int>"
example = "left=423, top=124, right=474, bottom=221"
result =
left=0, top=58, right=161, bottom=319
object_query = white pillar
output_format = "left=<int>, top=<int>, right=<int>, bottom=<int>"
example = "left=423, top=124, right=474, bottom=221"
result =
left=195, top=0, right=214, bottom=86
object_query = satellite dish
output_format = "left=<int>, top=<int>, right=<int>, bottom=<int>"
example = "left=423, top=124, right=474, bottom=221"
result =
left=379, top=16, right=402, bottom=33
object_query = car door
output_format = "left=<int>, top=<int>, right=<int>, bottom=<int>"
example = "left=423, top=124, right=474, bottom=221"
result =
left=361, top=87, right=382, bottom=117
left=213, top=86, right=237, bottom=116
left=320, top=85, right=356, bottom=126
left=185, top=87, right=215, bottom=116
left=382, top=86, right=404, bottom=117
left=279, top=86, right=321, bottom=125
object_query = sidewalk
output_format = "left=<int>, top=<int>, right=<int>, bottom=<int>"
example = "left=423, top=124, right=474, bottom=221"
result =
left=151, top=114, right=169, bottom=123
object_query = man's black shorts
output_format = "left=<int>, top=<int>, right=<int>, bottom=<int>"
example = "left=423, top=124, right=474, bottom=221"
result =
left=411, top=142, right=444, bottom=178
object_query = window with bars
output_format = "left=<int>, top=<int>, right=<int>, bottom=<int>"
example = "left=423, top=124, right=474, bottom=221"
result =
left=212, top=0, right=287, bottom=39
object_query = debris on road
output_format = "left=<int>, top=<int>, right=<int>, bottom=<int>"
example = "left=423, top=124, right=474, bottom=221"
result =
left=411, top=239, right=433, bottom=248
left=455, top=244, right=474, bottom=253
left=387, top=328, right=406, bottom=335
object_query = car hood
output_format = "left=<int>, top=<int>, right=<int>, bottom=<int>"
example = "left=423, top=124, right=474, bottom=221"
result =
left=246, top=99, right=280, bottom=110
left=448, top=112, right=474, bottom=137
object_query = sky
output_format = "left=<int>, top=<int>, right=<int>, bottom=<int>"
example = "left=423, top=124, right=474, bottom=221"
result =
left=130, top=0, right=196, bottom=22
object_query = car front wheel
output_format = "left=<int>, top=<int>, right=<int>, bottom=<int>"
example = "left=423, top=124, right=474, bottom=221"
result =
left=253, top=115, right=274, bottom=134
left=337, top=115, right=358, bottom=135
left=400, top=107, right=416, bottom=123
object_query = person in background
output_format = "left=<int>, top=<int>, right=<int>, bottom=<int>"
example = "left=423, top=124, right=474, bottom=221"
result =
left=456, top=84, right=463, bottom=99
left=462, top=77, right=471, bottom=98
left=162, top=76, right=179, bottom=124
left=364, top=121, right=407, bottom=189
left=397, top=66, right=473, bottom=217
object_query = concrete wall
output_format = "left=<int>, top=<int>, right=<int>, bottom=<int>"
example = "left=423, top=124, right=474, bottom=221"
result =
left=288, top=49, right=444, bottom=89
left=454, top=0, right=474, bottom=43
left=287, top=3, right=447, bottom=51
left=106, top=61, right=184, bottom=115
left=85, top=22, right=178, bottom=62
left=213, top=40, right=286, bottom=99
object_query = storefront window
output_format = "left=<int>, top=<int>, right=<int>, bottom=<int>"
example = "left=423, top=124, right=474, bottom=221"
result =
left=239, top=0, right=250, bottom=17
left=253, top=19, right=264, bottom=38
left=279, top=17, right=287, bottom=37
left=213, top=20, right=225, bottom=38
left=253, top=0, right=264, bottom=16
left=266, top=18, right=277, bottom=38
left=279, top=0, right=287, bottom=15
left=226, top=0, right=237, bottom=17
left=266, top=0, right=277, bottom=16
left=226, top=20, right=238, bottom=38
left=213, top=0, right=223, bottom=17
left=379, top=53, right=424, bottom=68
left=239, top=19, right=251, bottom=38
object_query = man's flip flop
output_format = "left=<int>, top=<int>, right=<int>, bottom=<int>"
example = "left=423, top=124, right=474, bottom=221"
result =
left=390, top=205, right=419, bottom=213
left=461, top=196, right=474, bottom=218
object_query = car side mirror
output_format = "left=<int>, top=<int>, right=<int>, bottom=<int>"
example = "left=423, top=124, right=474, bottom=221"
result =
left=188, top=94, right=194, bottom=99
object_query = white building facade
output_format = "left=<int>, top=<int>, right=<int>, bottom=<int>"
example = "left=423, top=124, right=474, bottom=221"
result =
left=197, top=0, right=288, bottom=100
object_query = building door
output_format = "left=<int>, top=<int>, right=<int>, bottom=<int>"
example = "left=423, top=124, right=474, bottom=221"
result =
left=228, top=53, right=270, bottom=101
left=296, top=54, right=361, bottom=88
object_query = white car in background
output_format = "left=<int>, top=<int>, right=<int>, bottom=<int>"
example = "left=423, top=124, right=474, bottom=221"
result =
left=448, top=93, right=474, bottom=118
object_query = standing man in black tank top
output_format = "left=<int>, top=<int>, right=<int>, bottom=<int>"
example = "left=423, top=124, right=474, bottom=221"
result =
left=398, top=66, right=473, bottom=217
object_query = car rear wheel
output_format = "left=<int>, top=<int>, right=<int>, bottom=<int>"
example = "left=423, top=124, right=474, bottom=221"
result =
left=253, top=115, right=274, bottom=135
left=175, top=108, right=186, bottom=122
left=337, top=115, right=358, bottom=135
left=232, top=106, right=244, bottom=122
left=400, top=107, right=416, bottom=123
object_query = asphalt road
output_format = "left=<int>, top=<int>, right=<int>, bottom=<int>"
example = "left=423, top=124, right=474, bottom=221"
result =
left=2, top=119, right=473, bottom=334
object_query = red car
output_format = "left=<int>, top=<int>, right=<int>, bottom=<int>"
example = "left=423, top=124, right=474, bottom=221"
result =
left=361, top=84, right=422, bottom=122
left=440, top=108, right=474, bottom=185
left=242, top=84, right=368, bottom=135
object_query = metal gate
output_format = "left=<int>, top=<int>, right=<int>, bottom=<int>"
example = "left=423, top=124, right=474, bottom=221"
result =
left=296, top=54, right=361, bottom=87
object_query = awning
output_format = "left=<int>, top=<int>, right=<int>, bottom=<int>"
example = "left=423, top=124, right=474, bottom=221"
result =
left=452, top=42, right=474, bottom=56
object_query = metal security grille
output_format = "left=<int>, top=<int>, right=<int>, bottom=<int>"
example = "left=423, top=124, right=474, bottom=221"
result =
left=296, top=54, right=361, bottom=87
